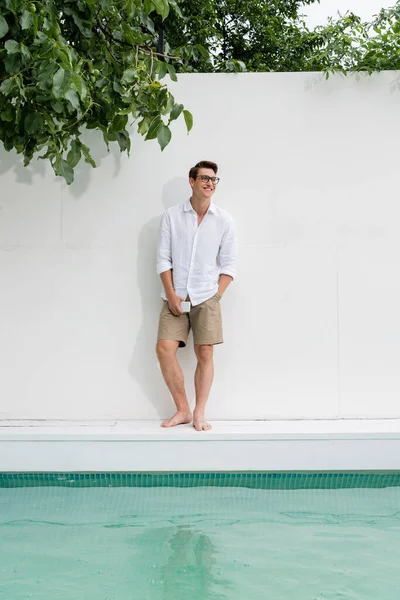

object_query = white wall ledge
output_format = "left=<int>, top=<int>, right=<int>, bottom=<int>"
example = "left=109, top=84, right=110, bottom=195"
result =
left=1, top=420, right=400, bottom=472
left=1, top=419, right=400, bottom=441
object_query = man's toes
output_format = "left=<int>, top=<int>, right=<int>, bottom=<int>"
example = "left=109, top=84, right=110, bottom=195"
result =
left=193, top=421, right=212, bottom=431
left=161, top=417, right=177, bottom=427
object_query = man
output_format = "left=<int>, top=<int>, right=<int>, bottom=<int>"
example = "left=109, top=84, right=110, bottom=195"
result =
left=156, top=160, right=237, bottom=431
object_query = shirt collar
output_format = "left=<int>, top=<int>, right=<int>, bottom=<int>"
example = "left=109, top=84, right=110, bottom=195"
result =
left=183, top=199, right=216, bottom=214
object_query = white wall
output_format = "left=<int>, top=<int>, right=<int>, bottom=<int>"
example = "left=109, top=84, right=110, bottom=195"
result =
left=1, top=72, right=400, bottom=420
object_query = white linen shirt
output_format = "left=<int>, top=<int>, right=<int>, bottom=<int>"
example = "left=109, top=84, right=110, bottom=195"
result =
left=157, top=200, right=237, bottom=306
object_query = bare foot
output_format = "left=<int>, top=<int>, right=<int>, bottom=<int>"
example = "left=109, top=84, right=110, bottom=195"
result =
left=161, top=411, right=192, bottom=428
left=193, top=409, right=212, bottom=431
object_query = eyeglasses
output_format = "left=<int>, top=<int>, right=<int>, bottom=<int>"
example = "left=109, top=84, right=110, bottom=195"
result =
left=196, top=175, right=220, bottom=185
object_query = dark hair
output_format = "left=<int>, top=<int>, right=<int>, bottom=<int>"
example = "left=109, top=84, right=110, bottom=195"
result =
left=189, top=160, right=218, bottom=180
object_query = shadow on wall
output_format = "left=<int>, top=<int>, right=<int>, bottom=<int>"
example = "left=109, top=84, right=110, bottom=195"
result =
left=0, top=146, right=47, bottom=184
left=0, top=130, right=121, bottom=195
left=129, top=177, right=198, bottom=419
left=67, top=132, right=122, bottom=200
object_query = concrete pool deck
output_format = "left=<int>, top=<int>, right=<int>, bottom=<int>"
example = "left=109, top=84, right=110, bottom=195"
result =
left=1, top=419, right=400, bottom=472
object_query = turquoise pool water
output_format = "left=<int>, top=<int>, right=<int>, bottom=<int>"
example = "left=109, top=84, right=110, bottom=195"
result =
left=1, top=473, right=400, bottom=599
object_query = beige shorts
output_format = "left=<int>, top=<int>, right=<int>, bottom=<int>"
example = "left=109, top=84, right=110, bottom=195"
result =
left=157, top=293, right=223, bottom=347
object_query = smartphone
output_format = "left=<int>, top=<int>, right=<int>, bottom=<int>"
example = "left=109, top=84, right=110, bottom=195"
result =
left=180, top=301, right=191, bottom=313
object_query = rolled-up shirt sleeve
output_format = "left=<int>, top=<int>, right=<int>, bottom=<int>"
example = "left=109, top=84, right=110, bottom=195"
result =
left=156, top=211, right=173, bottom=275
left=219, top=216, right=237, bottom=280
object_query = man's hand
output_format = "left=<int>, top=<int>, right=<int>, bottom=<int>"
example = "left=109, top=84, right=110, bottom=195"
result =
left=218, top=274, right=233, bottom=298
left=167, top=292, right=185, bottom=316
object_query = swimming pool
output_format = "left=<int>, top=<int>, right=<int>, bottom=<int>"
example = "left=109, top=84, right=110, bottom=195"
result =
left=1, top=472, right=399, bottom=599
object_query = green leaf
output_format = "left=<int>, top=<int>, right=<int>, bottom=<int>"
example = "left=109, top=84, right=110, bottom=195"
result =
left=23, top=148, right=34, bottom=166
left=197, top=44, right=210, bottom=60
left=113, top=80, right=124, bottom=94
left=39, top=144, right=57, bottom=161
left=72, top=14, right=93, bottom=39
left=143, top=0, right=154, bottom=15
left=35, top=31, right=48, bottom=44
left=20, top=44, right=31, bottom=61
left=170, top=103, right=183, bottom=121
left=0, top=78, right=15, bottom=96
left=80, top=143, right=96, bottom=168
left=70, top=73, right=85, bottom=99
left=166, top=63, right=177, bottom=82
left=0, top=14, right=9, bottom=39
left=20, top=10, right=34, bottom=30
left=14, top=135, right=25, bottom=153
left=158, top=61, right=168, bottom=80
left=53, top=68, right=66, bottom=95
left=165, top=93, right=175, bottom=113
left=157, top=124, right=171, bottom=151
left=37, top=62, right=56, bottom=91
left=52, top=101, right=63, bottom=113
left=138, top=117, right=150, bottom=135
left=117, top=106, right=135, bottom=116
left=169, top=0, right=183, bottom=18
left=114, top=130, right=130, bottom=152
left=57, top=159, right=74, bottom=185
left=183, top=110, right=193, bottom=132
left=121, top=68, right=138, bottom=85
left=65, top=89, right=80, bottom=110
left=145, top=116, right=162, bottom=140
left=67, top=140, right=81, bottom=168
left=140, top=11, right=154, bottom=32
left=24, top=113, right=42, bottom=134
left=4, top=54, right=22, bottom=75
left=1, top=105, right=14, bottom=122
left=112, top=114, right=128, bottom=131
left=3, top=137, right=14, bottom=151
left=152, top=0, right=169, bottom=20
left=5, top=40, right=20, bottom=54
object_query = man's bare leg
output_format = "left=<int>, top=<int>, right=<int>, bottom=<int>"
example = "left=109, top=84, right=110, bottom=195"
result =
left=156, top=340, right=192, bottom=427
left=193, top=344, right=213, bottom=431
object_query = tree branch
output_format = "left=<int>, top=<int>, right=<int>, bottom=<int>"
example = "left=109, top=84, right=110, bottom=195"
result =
left=95, top=18, right=181, bottom=61
left=138, top=46, right=181, bottom=61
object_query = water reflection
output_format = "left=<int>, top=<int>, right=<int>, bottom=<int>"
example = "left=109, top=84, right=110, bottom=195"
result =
left=161, top=526, right=228, bottom=600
